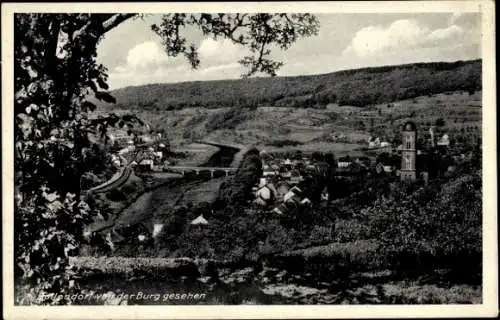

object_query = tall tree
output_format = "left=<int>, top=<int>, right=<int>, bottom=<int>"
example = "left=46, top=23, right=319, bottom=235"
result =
left=14, top=13, right=319, bottom=304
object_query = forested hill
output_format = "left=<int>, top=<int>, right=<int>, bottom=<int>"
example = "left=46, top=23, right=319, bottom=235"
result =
left=104, top=59, right=481, bottom=110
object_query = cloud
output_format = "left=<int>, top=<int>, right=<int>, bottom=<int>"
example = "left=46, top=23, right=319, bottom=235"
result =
left=108, top=62, right=244, bottom=89
left=198, top=38, right=245, bottom=66
left=342, top=19, right=467, bottom=58
left=427, top=25, right=464, bottom=41
left=114, top=41, right=169, bottom=74
left=107, top=37, right=248, bottom=88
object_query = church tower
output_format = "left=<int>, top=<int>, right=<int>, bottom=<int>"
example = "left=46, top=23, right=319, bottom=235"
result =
left=400, top=121, right=417, bottom=182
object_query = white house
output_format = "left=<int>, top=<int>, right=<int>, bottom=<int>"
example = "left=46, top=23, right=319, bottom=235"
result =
left=152, top=223, right=164, bottom=238
left=301, top=198, right=312, bottom=206
left=255, top=180, right=277, bottom=205
left=337, top=160, right=351, bottom=168
left=380, top=141, right=391, bottom=148
left=437, top=134, right=450, bottom=146
left=255, top=186, right=272, bottom=201
left=280, top=171, right=292, bottom=178
left=263, top=170, right=277, bottom=177
left=383, top=165, right=393, bottom=173
left=368, top=137, right=381, bottom=149
left=272, top=206, right=285, bottom=215
left=284, top=186, right=302, bottom=202
left=258, top=178, right=267, bottom=187
left=191, top=214, right=209, bottom=225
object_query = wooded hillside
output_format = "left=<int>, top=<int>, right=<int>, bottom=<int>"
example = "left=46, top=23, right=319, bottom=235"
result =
left=102, top=59, right=481, bottom=110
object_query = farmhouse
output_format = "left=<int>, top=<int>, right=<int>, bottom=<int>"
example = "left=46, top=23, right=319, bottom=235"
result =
left=437, top=134, right=450, bottom=146
left=284, top=186, right=303, bottom=202
left=191, top=214, right=209, bottom=225
left=337, top=156, right=352, bottom=168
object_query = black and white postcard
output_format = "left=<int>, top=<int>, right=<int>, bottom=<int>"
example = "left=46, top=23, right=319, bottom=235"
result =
left=2, top=1, right=497, bottom=319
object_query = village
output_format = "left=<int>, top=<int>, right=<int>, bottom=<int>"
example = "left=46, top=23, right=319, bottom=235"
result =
left=93, top=118, right=479, bottom=233
left=248, top=122, right=477, bottom=218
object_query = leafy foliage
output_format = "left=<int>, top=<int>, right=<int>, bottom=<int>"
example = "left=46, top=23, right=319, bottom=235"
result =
left=365, top=169, right=482, bottom=270
left=151, top=13, right=319, bottom=77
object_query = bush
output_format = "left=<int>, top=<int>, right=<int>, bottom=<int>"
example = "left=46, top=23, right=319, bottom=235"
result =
left=365, top=170, right=482, bottom=273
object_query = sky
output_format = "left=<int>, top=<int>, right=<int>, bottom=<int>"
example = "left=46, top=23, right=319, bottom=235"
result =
left=96, top=12, right=481, bottom=89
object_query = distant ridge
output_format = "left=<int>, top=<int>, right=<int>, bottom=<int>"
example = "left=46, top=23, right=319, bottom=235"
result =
left=99, top=59, right=481, bottom=111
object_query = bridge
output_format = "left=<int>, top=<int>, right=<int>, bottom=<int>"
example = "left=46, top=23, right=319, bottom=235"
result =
left=163, top=166, right=237, bottom=178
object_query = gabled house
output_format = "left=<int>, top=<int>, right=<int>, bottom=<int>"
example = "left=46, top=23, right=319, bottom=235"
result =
left=255, top=185, right=274, bottom=202
left=191, top=214, right=209, bottom=225
left=284, top=186, right=302, bottom=202
left=263, top=170, right=277, bottom=177
left=301, top=198, right=312, bottom=206
left=337, top=156, right=352, bottom=168
left=437, top=134, right=450, bottom=146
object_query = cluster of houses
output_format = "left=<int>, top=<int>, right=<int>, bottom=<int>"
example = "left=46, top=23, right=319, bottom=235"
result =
left=367, top=129, right=450, bottom=151
left=109, top=130, right=168, bottom=170
left=252, top=152, right=330, bottom=216
left=251, top=124, right=459, bottom=214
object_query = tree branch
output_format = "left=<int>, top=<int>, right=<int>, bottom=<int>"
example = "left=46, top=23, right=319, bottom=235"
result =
left=72, top=13, right=136, bottom=41
left=102, top=13, right=136, bottom=33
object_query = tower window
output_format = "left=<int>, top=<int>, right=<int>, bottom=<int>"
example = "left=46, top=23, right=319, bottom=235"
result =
left=405, top=135, right=412, bottom=149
